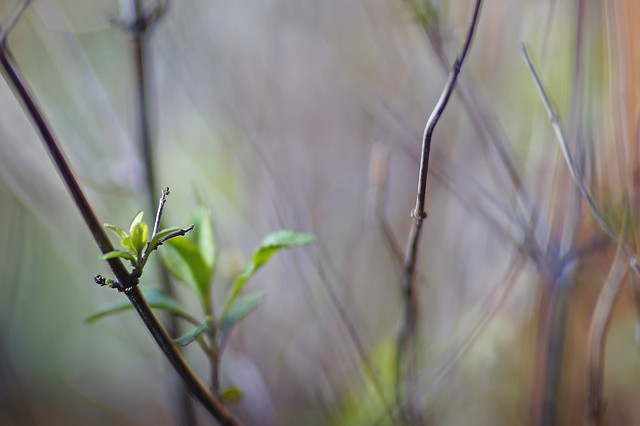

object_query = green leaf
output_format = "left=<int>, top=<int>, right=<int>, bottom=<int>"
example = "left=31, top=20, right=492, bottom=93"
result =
left=130, top=221, right=148, bottom=255
left=85, top=287, right=193, bottom=323
left=173, top=317, right=211, bottom=346
left=100, top=250, right=136, bottom=264
left=129, top=211, right=144, bottom=233
left=121, top=236, right=135, bottom=253
left=219, top=386, right=243, bottom=403
left=219, top=292, right=264, bottom=333
left=104, top=224, right=128, bottom=240
left=252, top=230, right=315, bottom=267
left=147, top=227, right=183, bottom=252
left=191, top=207, right=216, bottom=269
left=218, top=229, right=314, bottom=324
left=161, top=237, right=212, bottom=302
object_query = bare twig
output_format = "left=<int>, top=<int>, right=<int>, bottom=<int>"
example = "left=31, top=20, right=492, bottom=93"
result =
left=395, top=0, right=483, bottom=421
left=0, top=27, right=239, bottom=426
left=153, top=187, right=170, bottom=236
left=521, top=44, right=640, bottom=271
left=586, top=232, right=628, bottom=425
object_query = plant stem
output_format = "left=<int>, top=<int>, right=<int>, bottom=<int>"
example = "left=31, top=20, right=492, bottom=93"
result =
left=124, top=2, right=197, bottom=423
left=126, top=286, right=237, bottom=425
left=395, top=0, right=483, bottom=420
left=0, top=38, right=240, bottom=426
left=203, top=296, right=220, bottom=394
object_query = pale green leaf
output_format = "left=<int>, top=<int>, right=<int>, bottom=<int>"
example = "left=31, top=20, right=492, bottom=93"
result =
left=104, top=224, right=128, bottom=240
left=130, top=221, right=148, bottom=255
left=100, top=250, right=136, bottom=265
left=129, top=211, right=144, bottom=233
left=121, top=236, right=135, bottom=253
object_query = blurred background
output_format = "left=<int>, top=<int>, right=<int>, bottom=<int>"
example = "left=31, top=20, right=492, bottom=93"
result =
left=1, top=0, right=640, bottom=424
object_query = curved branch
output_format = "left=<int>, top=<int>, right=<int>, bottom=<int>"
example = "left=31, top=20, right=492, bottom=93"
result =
left=395, top=0, right=484, bottom=421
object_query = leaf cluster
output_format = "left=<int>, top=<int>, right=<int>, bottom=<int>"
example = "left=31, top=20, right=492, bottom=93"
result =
left=90, top=204, right=314, bottom=400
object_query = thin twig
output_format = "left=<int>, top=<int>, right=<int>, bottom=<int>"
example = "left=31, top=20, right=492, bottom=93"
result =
left=0, top=30, right=239, bottom=426
left=586, top=229, right=628, bottom=425
left=521, top=43, right=640, bottom=272
left=153, top=187, right=170, bottom=236
left=395, top=0, right=483, bottom=421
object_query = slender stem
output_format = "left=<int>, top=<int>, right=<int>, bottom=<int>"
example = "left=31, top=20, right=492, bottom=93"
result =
left=412, top=0, right=483, bottom=219
left=522, top=44, right=640, bottom=269
left=395, top=0, right=483, bottom=420
left=586, top=243, right=627, bottom=425
left=125, top=2, right=197, bottom=423
left=203, top=295, right=220, bottom=394
left=0, top=38, right=240, bottom=426
left=126, top=286, right=237, bottom=425
left=153, top=187, right=169, bottom=236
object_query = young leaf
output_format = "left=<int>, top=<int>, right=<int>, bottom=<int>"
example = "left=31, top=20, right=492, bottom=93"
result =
left=100, top=250, right=137, bottom=265
left=147, top=226, right=182, bottom=252
left=129, top=210, right=144, bottom=232
left=130, top=221, right=149, bottom=255
left=219, top=292, right=264, bottom=333
left=252, top=230, right=315, bottom=267
left=161, top=237, right=212, bottom=303
left=191, top=207, right=216, bottom=269
left=173, top=317, right=211, bottom=346
left=85, top=287, right=196, bottom=324
left=219, top=386, right=243, bottom=403
left=219, top=230, right=314, bottom=324
left=104, top=224, right=128, bottom=240
left=121, top=236, right=135, bottom=253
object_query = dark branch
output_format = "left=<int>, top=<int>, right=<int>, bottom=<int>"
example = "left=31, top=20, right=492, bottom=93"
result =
left=396, top=0, right=484, bottom=421
left=0, top=35, right=239, bottom=426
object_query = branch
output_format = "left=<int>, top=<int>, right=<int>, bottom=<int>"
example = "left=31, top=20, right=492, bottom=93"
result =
left=395, top=0, right=483, bottom=421
left=0, top=34, right=240, bottom=426
left=521, top=43, right=640, bottom=272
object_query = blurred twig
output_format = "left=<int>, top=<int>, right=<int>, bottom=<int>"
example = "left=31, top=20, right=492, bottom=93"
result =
left=0, top=14, right=239, bottom=426
left=395, top=0, right=483, bottom=422
left=522, top=44, right=640, bottom=269
left=522, top=42, right=640, bottom=426
left=586, top=220, right=628, bottom=425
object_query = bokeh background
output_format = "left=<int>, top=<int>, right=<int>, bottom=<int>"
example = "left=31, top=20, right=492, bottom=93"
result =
left=1, top=0, right=640, bottom=424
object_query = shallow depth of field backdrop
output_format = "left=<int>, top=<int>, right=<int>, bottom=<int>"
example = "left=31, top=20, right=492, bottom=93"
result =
left=2, top=0, right=640, bottom=425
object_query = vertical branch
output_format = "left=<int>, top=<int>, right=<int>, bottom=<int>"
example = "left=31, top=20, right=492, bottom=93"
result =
left=395, top=0, right=483, bottom=421
left=0, top=20, right=239, bottom=426
left=586, top=243, right=627, bottom=425
left=119, top=1, right=197, bottom=423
